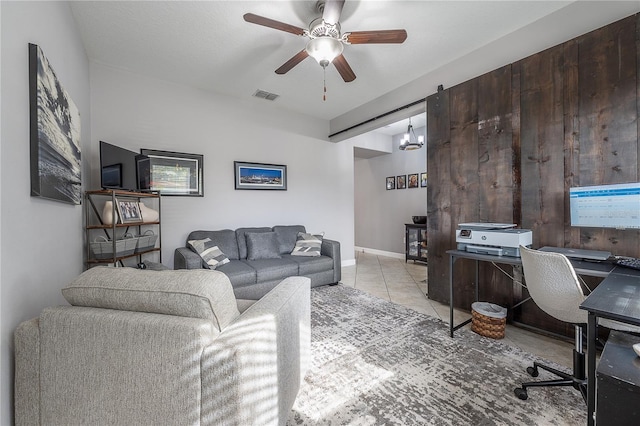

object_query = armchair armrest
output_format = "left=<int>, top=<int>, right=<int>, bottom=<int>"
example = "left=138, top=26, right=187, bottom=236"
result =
left=322, top=238, right=341, bottom=283
left=14, top=318, right=40, bottom=426
left=200, top=276, right=311, bottom=425
left=20, top=306, right=216, bottom=425
left=174, top=247, right=203, bottom=269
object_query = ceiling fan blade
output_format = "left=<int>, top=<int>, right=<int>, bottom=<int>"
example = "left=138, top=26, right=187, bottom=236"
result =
left=275, top=50, right=309, bottom=74
left=333, top=54, right=356, bottom=82
left=243, top=13, right=306, bottom=36
left=322, top=0, right=345, bottom=25
left=345, top=29, right=408, bottom=44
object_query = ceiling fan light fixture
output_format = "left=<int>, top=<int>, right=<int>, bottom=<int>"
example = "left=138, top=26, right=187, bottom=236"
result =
left=305, top=36, right=344, bottom=67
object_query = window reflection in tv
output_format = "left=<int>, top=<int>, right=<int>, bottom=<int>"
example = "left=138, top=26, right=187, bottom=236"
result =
left=101, top=163, right=122, bottom=188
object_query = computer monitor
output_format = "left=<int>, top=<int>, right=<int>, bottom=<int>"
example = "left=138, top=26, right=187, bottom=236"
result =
left=569, top=182, right=640, bottom=230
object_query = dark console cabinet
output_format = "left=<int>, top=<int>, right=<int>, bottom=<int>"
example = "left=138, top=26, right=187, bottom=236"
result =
left=596, top=331, right=640, bottom=425
left=405, top=224, right=427, bottom=263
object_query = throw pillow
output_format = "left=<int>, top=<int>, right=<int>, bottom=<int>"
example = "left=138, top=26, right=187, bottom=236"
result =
left=188, top=237, right=230, bottom=269
left=246, top=232, right=282, bottom=261
left=291, top=232, right=324, bottom=257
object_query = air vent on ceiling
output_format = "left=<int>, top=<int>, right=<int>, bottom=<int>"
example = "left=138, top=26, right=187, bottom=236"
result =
left=253, top=89, right=279, bottom=101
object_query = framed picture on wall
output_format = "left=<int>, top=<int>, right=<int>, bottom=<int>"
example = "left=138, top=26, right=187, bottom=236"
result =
left=408, top=173, right=419, bottom=188
left=386, top=176, right=395, bottom=190
left=29, top=43, right=82, bottom=205
left=397, top=175, right=406, bottom=189
left=234, top=161, right=287, bottom=190
left=140, top=149, right=204, bottom=196
left=421, top=172, right=427, bottom=187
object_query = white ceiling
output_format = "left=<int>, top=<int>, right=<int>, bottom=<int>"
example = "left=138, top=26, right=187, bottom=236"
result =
left=374, top=113, right=426, bottom=136
left=69, top=1, right=639, bottom=127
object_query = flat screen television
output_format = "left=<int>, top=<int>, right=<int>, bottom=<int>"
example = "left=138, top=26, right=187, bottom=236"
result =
left=569, top=182, right=640, bottom=230
left=99, top=141, right=149, bottom=191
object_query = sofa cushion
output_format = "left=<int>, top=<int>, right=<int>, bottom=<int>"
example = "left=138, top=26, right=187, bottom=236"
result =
left=61, top=267, right=240, bottom=331
left=282, top=254, right=334, bottom=275
left=241, top=259, right=299, bottom=283
left=246, top=232, right=281, bottom=261
left=187, top=230, right=239, bottom=260
left=188, top=238, right=230, bottom=269
left=291, top=232, right=324, bottom=257
left=236, top=227, right=272, bottom=259
left=215, top=260, right=257, bottom=287
left=272, top=225, right=306, bottom=255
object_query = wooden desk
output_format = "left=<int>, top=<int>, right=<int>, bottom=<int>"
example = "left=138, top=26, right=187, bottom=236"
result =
left=447, top=249, right=614, bottom=338
left=580, top=267, right=640, bottom=426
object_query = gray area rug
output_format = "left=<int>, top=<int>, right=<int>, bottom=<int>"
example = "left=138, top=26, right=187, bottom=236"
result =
left=287, top=284, right=585, bottom=425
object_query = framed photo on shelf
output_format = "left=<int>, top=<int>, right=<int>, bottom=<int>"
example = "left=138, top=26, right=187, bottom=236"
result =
left=408, top=173, right=419, bottom=188
left=234, top=161, right=287, bottom=190
left=116, top=199, right=142, bottom=223
left=397, top=175, right=406, bottom=189
left=386, top=176, right=395, bottom=190
left=421, top=172, right=428, bottom=187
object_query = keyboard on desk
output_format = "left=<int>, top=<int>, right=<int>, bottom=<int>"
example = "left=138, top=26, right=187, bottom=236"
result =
left=613, top=257, right=640, bottom=271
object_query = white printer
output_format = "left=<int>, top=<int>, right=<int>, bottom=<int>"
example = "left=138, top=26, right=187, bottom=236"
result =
left=455, top=223, right=532, bottom=257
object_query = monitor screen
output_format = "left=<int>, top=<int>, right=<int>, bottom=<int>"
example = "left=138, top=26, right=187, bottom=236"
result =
left=99, top=141, right=139, bottom=191
left=569, top=182, right=640, bottom=229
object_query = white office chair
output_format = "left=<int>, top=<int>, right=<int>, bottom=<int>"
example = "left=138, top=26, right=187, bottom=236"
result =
left=514, top=245, right=640, bottom=401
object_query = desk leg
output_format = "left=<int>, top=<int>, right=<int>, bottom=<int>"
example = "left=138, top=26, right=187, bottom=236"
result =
left=449, top=254, right=455, bottom=338
left=449, top=254, right=473, bottom=337
left=587, top=312, right=596, bottom=426
left=475, top=259, right=479, bottom=301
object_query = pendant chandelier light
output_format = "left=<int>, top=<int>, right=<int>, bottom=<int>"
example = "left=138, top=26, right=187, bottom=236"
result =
left=399, top=117, right=425, bottom=151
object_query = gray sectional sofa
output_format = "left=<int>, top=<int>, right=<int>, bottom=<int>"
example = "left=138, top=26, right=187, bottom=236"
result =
left=174, top=225, right=341, bottom=299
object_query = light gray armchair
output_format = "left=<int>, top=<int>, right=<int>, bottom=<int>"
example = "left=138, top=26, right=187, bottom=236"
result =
left=14, top=267, right=311, bottom=425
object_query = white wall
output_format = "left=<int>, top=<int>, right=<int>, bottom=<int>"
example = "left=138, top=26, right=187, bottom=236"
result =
left=0, top=2, right=91, bottom=424
left=354, top=127, right=427, bottom=256
left=90, top=64, right=356, bottom=269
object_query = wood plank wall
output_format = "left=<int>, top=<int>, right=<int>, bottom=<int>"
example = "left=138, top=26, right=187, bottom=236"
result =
left=426, top=14, right=640, bottom=336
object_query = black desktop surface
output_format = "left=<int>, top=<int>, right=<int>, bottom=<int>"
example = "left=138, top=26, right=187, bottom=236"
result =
left=580, top=267, right=640, bottom=325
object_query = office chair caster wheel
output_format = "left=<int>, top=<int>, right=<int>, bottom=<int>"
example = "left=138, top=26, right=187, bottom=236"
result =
left=514, top=387, right=528, bottom=400
left=526, top=366, right=539, bottom=377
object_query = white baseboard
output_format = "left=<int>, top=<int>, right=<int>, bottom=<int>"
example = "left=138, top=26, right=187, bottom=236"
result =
left=342, top=259, right=356, bottom=267
left=354, top=246, right=405, bottom=260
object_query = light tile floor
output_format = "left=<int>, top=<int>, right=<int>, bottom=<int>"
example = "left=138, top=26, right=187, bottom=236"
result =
left=341, top=251, right=574, bottom=368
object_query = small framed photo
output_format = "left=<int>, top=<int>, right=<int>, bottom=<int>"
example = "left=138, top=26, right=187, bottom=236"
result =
left=116, top=199, right=142, bottom=223
left=408, top=173, right=419, bottom=188
left=397, top=175, right=406, bottom=189
left=421, top=172, right=428, bottom=187
left=386, top=176, right=396, bottom=190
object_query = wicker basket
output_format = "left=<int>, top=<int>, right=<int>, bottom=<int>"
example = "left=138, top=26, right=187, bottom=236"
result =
left=90, top=235, right=138, bottom=259
left=471, top=302, right=507, bottom=339
left=135, top=230, right=158, bottom=253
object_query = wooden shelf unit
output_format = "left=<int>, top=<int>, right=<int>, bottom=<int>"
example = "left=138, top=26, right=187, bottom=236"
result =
left=84, top=190, right=161, bottom=268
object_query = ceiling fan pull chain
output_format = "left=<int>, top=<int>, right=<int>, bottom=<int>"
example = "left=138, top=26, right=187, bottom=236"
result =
left=323, top=66, right=327, bottom=101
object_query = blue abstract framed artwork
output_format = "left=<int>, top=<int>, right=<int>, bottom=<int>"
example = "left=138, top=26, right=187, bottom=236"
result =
left=234, top=161, right=287, bottom=190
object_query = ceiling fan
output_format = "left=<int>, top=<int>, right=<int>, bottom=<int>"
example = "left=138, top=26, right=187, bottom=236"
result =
left=243, top=0, right=407, bottom=87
